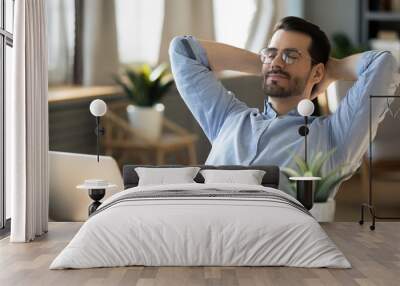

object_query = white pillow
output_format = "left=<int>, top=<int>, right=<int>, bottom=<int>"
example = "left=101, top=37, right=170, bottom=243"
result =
left=135, top=167, right=201, bottom=186
left=200, top=169, right=266, bottom=185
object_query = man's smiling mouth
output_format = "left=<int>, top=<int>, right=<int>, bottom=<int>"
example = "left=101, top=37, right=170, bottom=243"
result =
left=266, top=70, right=290, bottom=79
left=267, top=74, right=289, bottom=80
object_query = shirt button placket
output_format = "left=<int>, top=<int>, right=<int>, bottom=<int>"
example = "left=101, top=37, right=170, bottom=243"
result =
left=249, top=120, right=272, bottom=164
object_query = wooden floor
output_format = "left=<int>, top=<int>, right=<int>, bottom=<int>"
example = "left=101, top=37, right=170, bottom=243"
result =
left=0, top=222, right=399, bottom=286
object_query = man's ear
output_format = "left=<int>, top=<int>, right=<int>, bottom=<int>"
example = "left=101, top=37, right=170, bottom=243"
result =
left=311, top=63, right=325, bottom=84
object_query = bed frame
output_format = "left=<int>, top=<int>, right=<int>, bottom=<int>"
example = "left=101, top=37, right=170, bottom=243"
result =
left=123, top=165, right=280, bottom=189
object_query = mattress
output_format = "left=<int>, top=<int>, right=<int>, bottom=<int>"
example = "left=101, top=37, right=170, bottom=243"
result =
left=50, top=183, right=351, bottom=269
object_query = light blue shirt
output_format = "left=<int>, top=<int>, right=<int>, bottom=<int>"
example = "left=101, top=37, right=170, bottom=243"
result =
left=169, top=35, right=397, bottom=197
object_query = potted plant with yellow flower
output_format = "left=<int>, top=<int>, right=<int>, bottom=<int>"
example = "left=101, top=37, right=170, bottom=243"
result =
left=114, top=63, right=174, bottom=141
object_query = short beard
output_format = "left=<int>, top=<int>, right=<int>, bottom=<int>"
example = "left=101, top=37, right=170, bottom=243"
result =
left=263, top=80, right=292, bottom=98
left=262, top=76, right=308, bottom=99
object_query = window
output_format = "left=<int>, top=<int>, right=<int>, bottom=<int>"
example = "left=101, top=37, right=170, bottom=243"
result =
left=47, top=0, right=75, bottom=85
left=47, top=0, right=165, bottom=86
left=115, top=0, right=164, bottom=65
left=213, top=0, right=256, bottom=48
left=1, top=0, right=14, bottom=231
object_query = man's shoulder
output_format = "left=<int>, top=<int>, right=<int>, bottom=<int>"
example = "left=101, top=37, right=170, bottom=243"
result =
left=168, top=36, right=192, bottom=57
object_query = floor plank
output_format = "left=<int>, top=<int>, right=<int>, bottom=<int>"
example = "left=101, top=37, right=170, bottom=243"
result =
left=0, top=222, right=399, bottom=286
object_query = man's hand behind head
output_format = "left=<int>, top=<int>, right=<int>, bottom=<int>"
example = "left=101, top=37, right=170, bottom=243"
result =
left=311, top=58, right=336, bottom=99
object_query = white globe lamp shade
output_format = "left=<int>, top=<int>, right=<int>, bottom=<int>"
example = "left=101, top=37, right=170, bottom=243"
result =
left=297, top=99, right=314, bottom=117
left=90, top=99, right=107, bottom=117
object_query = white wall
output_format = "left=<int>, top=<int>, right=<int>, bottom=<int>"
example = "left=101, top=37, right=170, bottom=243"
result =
left=278, top=0, right=305, bottom=18
left=304, top=0, right=359, bottom=44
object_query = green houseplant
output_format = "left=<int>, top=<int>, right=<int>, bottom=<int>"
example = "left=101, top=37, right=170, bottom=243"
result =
left=331, top=33, right=367, bottom=59
left=281, top=149, right=351, bottom=222
left=114, top=63, right=174, bottom=141
left=114, top=63, right=174, bottom=107
left=281, top=149, right=349, bottom=203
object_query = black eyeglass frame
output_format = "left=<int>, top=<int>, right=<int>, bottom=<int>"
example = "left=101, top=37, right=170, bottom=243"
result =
left=259, top=47, right=318, bottom=65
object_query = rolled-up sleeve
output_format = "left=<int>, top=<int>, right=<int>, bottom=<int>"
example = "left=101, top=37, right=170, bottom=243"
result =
left=168, top=35, right=248, bottom=143
left=328, top=51, right=398, bottom=171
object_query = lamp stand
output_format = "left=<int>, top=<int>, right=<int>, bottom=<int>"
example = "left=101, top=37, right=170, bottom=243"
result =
left=298, top=116, right=309, bottom=165
left=94, top=116, right=105, bottom=162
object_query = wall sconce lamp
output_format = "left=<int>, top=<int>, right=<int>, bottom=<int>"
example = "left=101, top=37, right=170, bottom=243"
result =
left=89, top=99, right=107, bottom=162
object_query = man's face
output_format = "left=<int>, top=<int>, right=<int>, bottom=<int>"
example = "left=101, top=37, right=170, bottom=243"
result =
left=262, top=29, right=315, bottom=99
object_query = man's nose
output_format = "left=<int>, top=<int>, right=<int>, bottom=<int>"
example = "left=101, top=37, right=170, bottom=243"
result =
left=270, top=53, right=286, bottom=69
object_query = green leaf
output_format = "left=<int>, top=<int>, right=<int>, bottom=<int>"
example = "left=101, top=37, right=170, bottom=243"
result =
left=315, top=174, right=346, bottom=202
left=113, top=75, right=137, bottom=104
left=309, top=152, right=322, bottom=171
left=128, top=69, right=151, bottom=106
left=292, top=153, right=308, bottom=174
left=158, top=79, right=174, bottom=96
left=304, top=171, right=313, bottom=177
left=310, top=148, right=337, bottom=176
left=314, top=162, right=350, bottom=202
left=287, top=183, right=297, bottom=197
left=320, top=164, right=346, bottom=182
left=281, top=167, right=301, bottom=178
left=150, top=63, right=168, bottom=82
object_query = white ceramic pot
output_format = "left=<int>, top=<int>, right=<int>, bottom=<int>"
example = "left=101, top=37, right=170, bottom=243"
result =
left=126, top=103, right=165, bottom=141
left=310, top=198, right=336, bottom=222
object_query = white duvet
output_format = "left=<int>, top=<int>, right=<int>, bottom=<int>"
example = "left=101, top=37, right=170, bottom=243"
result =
left=50, top=183, right=351, bottom=269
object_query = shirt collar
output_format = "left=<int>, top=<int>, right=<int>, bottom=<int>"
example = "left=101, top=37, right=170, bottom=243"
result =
left=287, top=106, right=301, bottom=116
left=263, top=99, right=277, bottom=119
left=263, top=98, right=301, bottom=118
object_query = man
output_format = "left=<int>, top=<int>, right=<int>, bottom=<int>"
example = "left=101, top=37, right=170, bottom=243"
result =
left=168, top=16, right=397, bottom=196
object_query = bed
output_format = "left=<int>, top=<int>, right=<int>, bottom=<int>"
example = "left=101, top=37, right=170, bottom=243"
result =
left=50, top=165, right=350, bottom=269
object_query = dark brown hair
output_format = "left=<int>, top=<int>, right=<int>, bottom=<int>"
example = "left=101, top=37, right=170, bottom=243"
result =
left=273, top=16, right=331, bottom=66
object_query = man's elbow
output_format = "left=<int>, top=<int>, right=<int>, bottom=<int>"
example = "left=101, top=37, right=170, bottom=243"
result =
left=370, top=51, right=398, bottom=94
left=168, top=36, right=190, bottom=60
left=377, top=51, right=397, bottom=74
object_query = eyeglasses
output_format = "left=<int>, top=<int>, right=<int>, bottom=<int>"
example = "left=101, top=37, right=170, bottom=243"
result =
left=259, top=47, right=316, bottom=65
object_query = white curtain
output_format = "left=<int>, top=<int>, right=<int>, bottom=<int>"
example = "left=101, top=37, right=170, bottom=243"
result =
left=245, top=0, right=276, bottom=52
left=116, top=0, right=164, bottom=66
left=213, top=0, right=257, bottom=49
left=158, top=0, right=215, bottom=63
left=47, top=0, right=119, bottom=86
left=7, top=0, right=49, bottom=242
left=245, top=0, right=304, bottom=52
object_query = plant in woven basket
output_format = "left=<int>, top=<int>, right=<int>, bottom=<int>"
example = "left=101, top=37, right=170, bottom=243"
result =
left=114, top=63, right=174, bottom=107
left=281, top=149, right=349, bottom=202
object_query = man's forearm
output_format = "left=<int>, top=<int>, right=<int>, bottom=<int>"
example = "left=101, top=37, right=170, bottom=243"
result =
left=329, top=53, right=363, bottom=82
left=199, top=40, right=261, bottom=74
